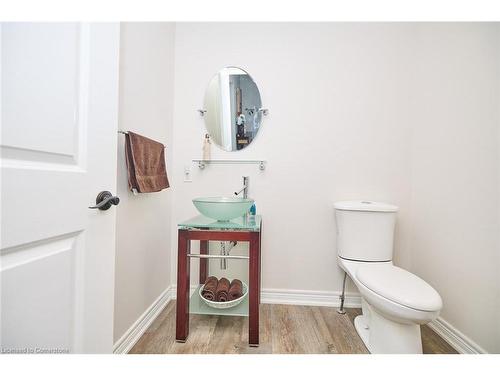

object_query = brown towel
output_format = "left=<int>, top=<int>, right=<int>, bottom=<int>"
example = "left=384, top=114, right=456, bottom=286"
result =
left=228, top=279, right=243, bottom=301
left=201, top=276, right=218, bottom=301
left=125, top=131, right=169, bottom=193
left=215, top=277, right=230, bottom=302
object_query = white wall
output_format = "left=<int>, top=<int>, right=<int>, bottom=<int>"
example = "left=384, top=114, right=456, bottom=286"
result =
left=170, top=23, right=416, bottom=298
left=408, top=23, right=500, bottom=353
left=170, top=23, right=500, bottom=353
left=114, top=22, right=176, bottom=343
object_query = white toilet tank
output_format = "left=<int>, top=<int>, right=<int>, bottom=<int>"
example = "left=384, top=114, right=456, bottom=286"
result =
left=334, top=201, right=398, bottom=262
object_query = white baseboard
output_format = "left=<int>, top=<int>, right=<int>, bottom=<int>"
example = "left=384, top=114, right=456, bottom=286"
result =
left=428, top=317, right=487, bottom=354
left=260, top=288, right=361, bottom=308
left=170, top=285, right=361, bottom=308
left=113, top=286, right=173, bottom=354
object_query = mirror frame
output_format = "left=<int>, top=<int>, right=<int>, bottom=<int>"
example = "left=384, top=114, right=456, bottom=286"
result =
left=201, top=66, right=265, bottom=152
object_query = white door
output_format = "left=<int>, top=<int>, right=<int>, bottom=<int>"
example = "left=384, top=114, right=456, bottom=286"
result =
left=0, top=23, right=120, bottom=353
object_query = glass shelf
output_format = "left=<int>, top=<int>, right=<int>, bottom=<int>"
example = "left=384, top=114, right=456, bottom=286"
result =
left=192, top=159, right=266, bottom=170
left=189, top=285, right=249, bottom=317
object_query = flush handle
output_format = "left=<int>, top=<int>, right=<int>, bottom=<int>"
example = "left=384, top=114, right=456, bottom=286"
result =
left=89, top=191, right=120, bottom=210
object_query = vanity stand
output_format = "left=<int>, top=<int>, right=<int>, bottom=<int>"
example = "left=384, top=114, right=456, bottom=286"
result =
left=175, top=215, right=262, bottom=347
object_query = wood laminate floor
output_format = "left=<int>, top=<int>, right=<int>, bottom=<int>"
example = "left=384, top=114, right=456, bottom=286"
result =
left=129, top=301, right=457, bottom=354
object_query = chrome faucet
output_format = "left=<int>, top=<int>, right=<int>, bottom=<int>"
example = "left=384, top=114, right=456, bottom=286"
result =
left=234, top=176, right=249, bottom=199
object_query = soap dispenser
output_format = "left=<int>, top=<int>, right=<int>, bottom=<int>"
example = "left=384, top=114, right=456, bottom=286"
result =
left=202, top=133, right=211, bottom=160
left=249, top=203, right=256, bottom=216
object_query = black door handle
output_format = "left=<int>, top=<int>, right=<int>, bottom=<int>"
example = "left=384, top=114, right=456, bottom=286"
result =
left=89, top=191, right=120, bottom=210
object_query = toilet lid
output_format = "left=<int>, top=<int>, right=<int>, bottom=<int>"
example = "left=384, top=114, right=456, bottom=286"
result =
left=356, top=265, right=442, bottom=312
left=334, top=200, right=398, bottom=212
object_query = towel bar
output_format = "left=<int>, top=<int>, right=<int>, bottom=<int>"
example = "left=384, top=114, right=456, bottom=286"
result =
left=187, top=254, right=249, bottom=260
left=118, top=130, right=166, bottom=148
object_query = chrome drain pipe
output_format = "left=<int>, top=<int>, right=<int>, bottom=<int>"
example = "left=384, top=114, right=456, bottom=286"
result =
left=220, top=241, right=237, bottom=269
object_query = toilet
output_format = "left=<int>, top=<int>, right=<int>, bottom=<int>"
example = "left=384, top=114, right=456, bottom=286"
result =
left=334, top=201, right=442, bottom=354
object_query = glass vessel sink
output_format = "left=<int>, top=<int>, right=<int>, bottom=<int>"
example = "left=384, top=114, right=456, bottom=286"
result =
left=192, top=197, right=254, bottom=221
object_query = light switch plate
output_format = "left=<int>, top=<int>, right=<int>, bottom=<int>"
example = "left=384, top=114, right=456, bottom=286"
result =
left=184, top=165, right=192, bottom=182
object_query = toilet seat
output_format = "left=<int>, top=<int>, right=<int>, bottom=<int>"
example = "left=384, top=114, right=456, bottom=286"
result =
left=356, top=265, right=442, bottom=312
left=338, top=257, right=441, bottom=324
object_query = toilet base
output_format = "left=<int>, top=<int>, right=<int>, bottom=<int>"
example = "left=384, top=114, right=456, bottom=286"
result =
left=354, top=315, right=372, bottom=352
left=354, top=308, right=423, bottom=354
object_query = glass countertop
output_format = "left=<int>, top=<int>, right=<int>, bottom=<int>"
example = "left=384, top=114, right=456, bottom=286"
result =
left=178, top=214, right=261, bottom=231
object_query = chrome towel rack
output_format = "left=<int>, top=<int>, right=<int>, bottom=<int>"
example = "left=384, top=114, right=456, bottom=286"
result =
left=187, top=253, right=249, bottom=260
left=118, top=130, right=166, bottom=148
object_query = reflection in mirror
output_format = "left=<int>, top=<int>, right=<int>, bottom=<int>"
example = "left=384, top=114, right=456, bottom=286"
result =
left=203, top=67, right=263, bottom=151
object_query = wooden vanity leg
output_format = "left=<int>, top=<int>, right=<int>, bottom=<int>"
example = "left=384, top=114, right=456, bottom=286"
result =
left=199, top=240, right=208, bottom=284
left=248, top=231, right=261, bottom=347
left=176, top=229, right=191, bottom=342
left=258, top=223, right=262, bottom=305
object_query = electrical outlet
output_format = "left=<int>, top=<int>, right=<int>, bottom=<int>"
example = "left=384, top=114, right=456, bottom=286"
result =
left=184, top=165, right=192, bottom=182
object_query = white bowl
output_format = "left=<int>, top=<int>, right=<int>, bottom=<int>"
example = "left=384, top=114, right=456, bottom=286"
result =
left=199, top=282, right=248, bottom=309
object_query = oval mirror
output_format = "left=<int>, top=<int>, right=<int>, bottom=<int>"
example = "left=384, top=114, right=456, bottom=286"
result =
left=203, top=67, right=263, bottom=151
